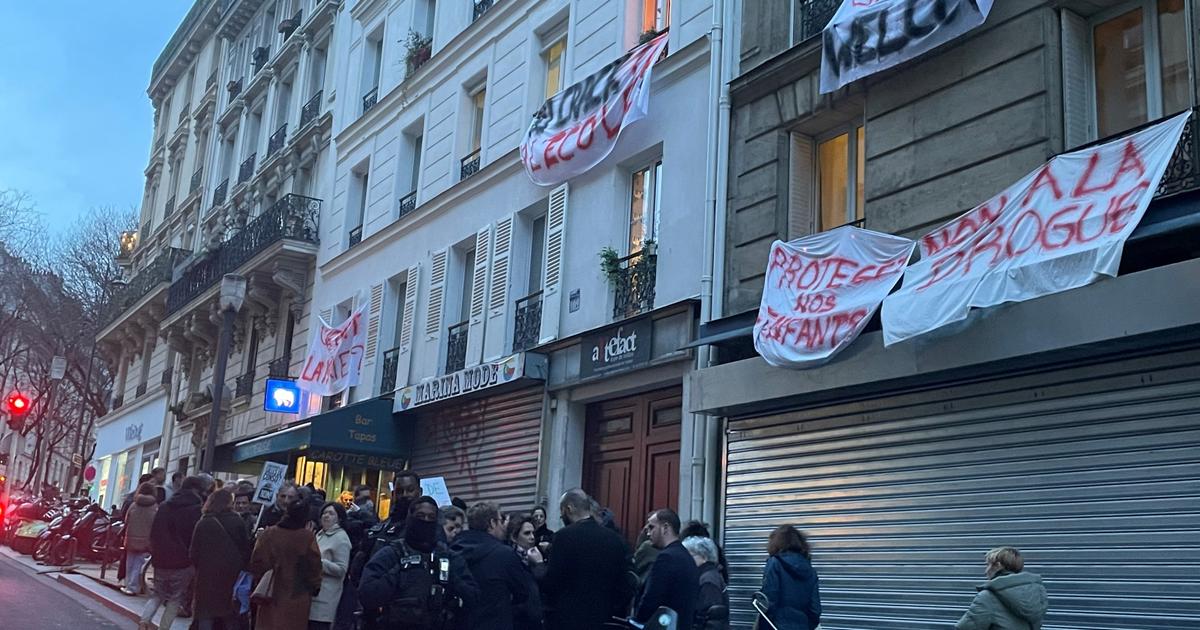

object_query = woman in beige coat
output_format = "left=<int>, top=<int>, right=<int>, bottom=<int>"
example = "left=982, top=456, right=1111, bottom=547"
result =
left=309, top=502, right=351, bottom=629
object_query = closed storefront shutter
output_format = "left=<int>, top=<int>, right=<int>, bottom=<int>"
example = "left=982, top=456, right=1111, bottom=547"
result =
left=409, top=386, right=544, bottom=514
left=723, top=350, right=1200, bottom=629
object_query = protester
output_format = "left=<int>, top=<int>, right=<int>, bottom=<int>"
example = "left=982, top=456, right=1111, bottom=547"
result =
left=530, top=506, right=554, bottom=547
left=258, top=481, right=300, bottom=529
left=631, top=514, right=660, bottom=588
left=506, top=514, right=545, bottom=571
left=452, top=502, right=542, bottom=630
left=681, top=521, right=728, bottom=582
left=139, top=475, right=211, bottom=630
left=635, top=509, right=698, bottom=626
left=683, top=536, right=729, bottom=630
left=759, top=525, right=821, bottom=630
left=249, top=499, right=322, bottom=629
left=310, top=502, right=352, bottom=630
left=151, top=466, right=168, bottom=503
left=955, top=547, right=1048, bottom=630
left=542, top=489, right=631, bottom=630
left=440, top=505, right=465, bottom=544
left=233, top=486, right=257, bottom=533
left=122, top=482, right=159, bottom=596
left=190, top=488, right=252, bottom=630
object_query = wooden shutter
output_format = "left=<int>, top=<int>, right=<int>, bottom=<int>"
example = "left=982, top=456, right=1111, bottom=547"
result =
left=788, top=133, right=816, bottom=239
left=359, top=283, right=385, bottom=395
left=1061, top=9, right=1095, bottom=149
left=424, top=249, right=448, bottom=377
left=394, top=263, right=420, bottom=389
left=485, top=214, right=514, bottom=360
left=539, top=184, right=568, bottom=344
left=466, top=225, right=492, bottom=367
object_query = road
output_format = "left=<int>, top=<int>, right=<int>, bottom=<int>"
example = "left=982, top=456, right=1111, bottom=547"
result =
left=0, top=552, right=126, bottom=629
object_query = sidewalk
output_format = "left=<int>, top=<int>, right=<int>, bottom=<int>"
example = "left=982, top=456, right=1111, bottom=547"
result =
left=0, top=545, right=189, bottom=629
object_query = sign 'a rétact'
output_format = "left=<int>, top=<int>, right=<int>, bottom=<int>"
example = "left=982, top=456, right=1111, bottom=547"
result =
left=580, top=316, right=653, bottom=379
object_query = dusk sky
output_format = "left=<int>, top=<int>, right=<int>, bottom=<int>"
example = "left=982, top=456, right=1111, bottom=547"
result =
left=0, top=3, right=192, bottom=234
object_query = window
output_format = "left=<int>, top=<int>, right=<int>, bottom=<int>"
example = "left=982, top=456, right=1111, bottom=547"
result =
left=528, top=214, right=547, bottom=292
left=458, top=248, right=476, bottom=325
left=349, top=166, right=369, bottom=245
left=244, top=321, right=260, bottom=377
left=817, top=126, right=865, bottom=231
left=469, top=86, right=487, bottom=152
left=1092, top=0, right=1191, bottom=137
left=407, top=133, right=423, bottom=194
left=417, top=0, right=437, bottom=37
left=640, top=0, right=671, bottom=33
left=628, top=160, right=662, bottom=254
left=543, top=38, right=566, bottom=99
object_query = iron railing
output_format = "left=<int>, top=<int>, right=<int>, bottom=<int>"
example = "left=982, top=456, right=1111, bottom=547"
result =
left=445, top=322, right=469, bottom=373
left=398, top=191, right=417, bottom=218
left=190, top=167, right=203, bottom=194
left=111, top=395, right=124, bottom=412
left=213, top=178, right=229, bottom=207
left=227, top=78, right=243, bottom=99
left=1156, top=107, right=1198, bottom=198
left=380, top=346, right=400, bottom=393
left=349, top=225, right=363, bottom=247
left=362, top=87, right=379, bottom=115
left=473, top=0, right=497, bottom=22
left=252, top=46, right=270, bottom=74
left=100, top=248, right=191, bottom=327
left=268, top=353, right=291, bottom=378
left=460, top=149, right=481, bottom=180
left=135, top=383, right=148, bottom=398
left=797, top=0, right=839, bottom=43
left=238, top=153, right=257, bottom=184
left=268, top=123, right=288, bottom=157
left=280, top=9, right=303, bottom=39
left=235, top=372, right=254, bottom=397
left=165, top=196, right=176, bottom=217
left=161, top=366, right=173, bottom=386
left=166, top=194, right=321, bottom=314
left=612, top=249, right=657, bottom=320
left=512, top=290, right=543, bottom=352
left=300, top=90, right=323, bottom=128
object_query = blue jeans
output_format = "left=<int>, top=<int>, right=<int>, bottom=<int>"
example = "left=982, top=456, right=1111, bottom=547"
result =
left=125, top=551, right=150, bottom=593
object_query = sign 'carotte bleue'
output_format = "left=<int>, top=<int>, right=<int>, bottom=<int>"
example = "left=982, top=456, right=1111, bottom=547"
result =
left=520, top=32, right=670, bottom=186
left=882, top=111, right=1191, bottom=346
left=820, top=0, right=994, bottom=94
left=298, top=306, right=367, bottom=396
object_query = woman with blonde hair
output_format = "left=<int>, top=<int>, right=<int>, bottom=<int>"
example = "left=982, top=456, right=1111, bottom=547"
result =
left=956, top=547, right=1048, bottom=629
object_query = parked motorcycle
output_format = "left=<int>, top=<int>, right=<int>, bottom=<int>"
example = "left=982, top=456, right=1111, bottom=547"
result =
left=49, top=503, right=115, bottom=566
left=4, top=497, right=60, bottom=555
left=31, top=497, right=88, bottom=562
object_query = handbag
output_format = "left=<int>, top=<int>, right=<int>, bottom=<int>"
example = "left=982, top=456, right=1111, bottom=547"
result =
left=251, top=569, right=275, bottom=605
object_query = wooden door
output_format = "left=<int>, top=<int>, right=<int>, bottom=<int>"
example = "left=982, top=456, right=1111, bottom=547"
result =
left=583, top=386, right=682, bottom=545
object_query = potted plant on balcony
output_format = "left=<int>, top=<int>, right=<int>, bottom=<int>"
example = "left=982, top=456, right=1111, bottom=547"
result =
left=403, top=30, right=434, bottom=79
left=600, top=246, right=622, bottom=285
left=639, top=28, right=661, bottom=45
left=278, top=16, right=300, bottom=36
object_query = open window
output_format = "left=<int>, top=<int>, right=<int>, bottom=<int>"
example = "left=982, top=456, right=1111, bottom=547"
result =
left=789, top=123, right=866, bottom=239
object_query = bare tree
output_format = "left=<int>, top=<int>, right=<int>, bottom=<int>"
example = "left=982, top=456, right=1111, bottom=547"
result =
left=0, top=189, right=40, bottom=257
left=54, top=204, right=138, bottom=318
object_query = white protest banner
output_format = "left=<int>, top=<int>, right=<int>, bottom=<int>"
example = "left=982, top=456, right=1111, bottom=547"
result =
left=520, top=32, right=669, bottom=186
left=821, top=0, right=994, bottom=94
left=254, top=461, right=289, bottom=505
left=420, top=476, right=453, bottom=507
left=755, top=227, right=915, bottom=368
left=298, top=305, right=367, bottom=396
left=882, top=112, right=1190, bottom=346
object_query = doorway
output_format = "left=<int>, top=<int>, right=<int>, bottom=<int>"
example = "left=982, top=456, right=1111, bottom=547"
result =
left=583, top=386, right=682, bottom=546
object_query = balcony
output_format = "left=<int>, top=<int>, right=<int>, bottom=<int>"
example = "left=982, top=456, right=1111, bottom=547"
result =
left=398, top=191, right=417, bottom=219
left=212, top=178, right=229, bottom=208
left=1155, top=107, right=1198, bottom=198
left=235, top=372, right=254, bottom=398
left=512, top=290, right=543, bottom=352
left=611, top=248, right=657, bottom=320
left=279, top=9, right=302, bottom=39
left=161, top=366, right=173, bottom=386
left=473, top=0, right=498, bottom=22
left=348, top=225, right=363, bottom=247
left=164, top=196, right=176, bottom=217
left=178, top=107, right=190, bottom=125
left=166, top=194, right=321, bottom=315
left=227, top=77, right=243, bottom=100
left=362, top=86, right=379, bottom=115
left=267, top=123, right=288, bottom=157
left=238, top=153, right=257, bottom=184
left=460, top=148, right=481, bottom=180
left=190, top=167, right=203, bottom=194
left=268, top=353, right=291, bottom=378
left=252, top=46, right=270, bottom=74
left=111, top=395, right=124, bottom=412
left=300, top=90, right=323, bottom=129
left=380, top=346, right=400, bottom=393
left=797, top=0, right=839, bottom=43
left=206, top=70, right=218, bottom=91
left=103, top=247, right=177, bottom=325
left=445, top=321, right=468, bottom=373
left=135, top=383, right=148, bottom=399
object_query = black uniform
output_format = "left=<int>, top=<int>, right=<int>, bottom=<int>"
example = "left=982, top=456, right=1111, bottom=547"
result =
left=358, top=539, right=479, bottom=629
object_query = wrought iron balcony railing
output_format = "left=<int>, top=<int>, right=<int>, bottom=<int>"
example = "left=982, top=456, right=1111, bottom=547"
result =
left=135, top=382, right=148, bottom=398
left=512, top=290, right=543, bottom=352
left=111, top=394, right=124, bottom=411
left=380, top=346, right=400, bottom=393
left=161, top=366, right=173, bottom=386
left=797, top=0, right=839, bottom=44
left=166, top=194, right=321, bottom=315
left=1156, top=107, right=1198, bottom=198
left=348, top=225, right=363, bottom=247
left=101, top=247, right=188, bottom=326
left=398, top=191, right=417, bottom=219
left=280, top=9, right=303, bottom=39
left=238, top=153, right=257, bottom=184
left=213, top=178, right=229, bottom=207
left=612, top=249, right=657, bottom=320
left=300, top=90, right=323, bottom=128
left=473, top=0, right=497, bottom=22
left=268, top=123, right=287, bottom=157
left=227, top=78, right=243, bottom=100
left=362, top=87, right=379, bottom=115
left=165, top=195, right=176, bottom=217
left=445, top=321, right=469, bottom=373
left=235, top=372, right=254, bottom=398
left=268, top=353, right=291, bottom=378
left=178, top=107, right=190, bottom=124
left=252, top=46, right=270, bottom=74
left=460, top=149, right=481, bottom=180
left=190, top=167, right=203, bottom=195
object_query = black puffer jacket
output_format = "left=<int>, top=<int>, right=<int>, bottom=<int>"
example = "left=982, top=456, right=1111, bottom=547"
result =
left=149, top=489, right=203, bottom=569
left=451, top=529, right=542, bottom=630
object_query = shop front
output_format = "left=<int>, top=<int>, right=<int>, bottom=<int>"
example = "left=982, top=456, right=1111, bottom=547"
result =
left=89, top=396, right=166, bottom=509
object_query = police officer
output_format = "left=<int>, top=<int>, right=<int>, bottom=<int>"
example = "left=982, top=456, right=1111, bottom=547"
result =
left=358, top=496, right=479, bottom=629
left=350, top=470, right=424, bottom=583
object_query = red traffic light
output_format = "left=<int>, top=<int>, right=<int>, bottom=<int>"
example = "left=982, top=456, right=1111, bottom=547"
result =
left=6, top=392, right=29, bottom=414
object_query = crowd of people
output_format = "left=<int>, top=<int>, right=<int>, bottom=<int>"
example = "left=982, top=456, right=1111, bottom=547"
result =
left=121, top=467, right=1047, bottom=630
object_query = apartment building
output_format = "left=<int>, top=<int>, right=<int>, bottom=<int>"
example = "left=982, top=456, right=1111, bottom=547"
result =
left=688, top=0, right=1200, bottom=627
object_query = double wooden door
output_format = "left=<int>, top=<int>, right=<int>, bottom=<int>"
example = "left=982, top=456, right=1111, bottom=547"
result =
left=583, top=386, right=682, bottom=546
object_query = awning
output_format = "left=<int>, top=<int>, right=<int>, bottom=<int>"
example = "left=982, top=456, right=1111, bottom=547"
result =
left=230, top=397, right=411, bottom=470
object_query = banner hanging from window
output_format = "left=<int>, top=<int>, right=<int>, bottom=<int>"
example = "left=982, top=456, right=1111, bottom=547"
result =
left=520, top=32, right=670, bottom=186
left=755, top=227, right=915, bottom=368
left=820, top=0, right=994, bottom=94
left=298, top=305, right=368, bottom=396
left=882, top=111, right=1190, bottom=346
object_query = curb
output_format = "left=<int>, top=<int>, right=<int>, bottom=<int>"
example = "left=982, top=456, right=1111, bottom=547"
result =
left=55, top=573, right=141, bottom=623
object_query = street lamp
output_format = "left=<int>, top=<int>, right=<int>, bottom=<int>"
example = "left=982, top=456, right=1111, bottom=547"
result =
left=201, top=274, right=247, bottom=474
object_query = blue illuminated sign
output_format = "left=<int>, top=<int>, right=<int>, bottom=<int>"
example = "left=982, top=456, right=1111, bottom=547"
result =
left=263, top=379, right=302, bottom=414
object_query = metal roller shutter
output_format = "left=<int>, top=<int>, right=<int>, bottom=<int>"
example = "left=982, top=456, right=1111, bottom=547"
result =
left=723, top=351, right=1200, bottom=629
left=409, top=386, right=545, bottom=515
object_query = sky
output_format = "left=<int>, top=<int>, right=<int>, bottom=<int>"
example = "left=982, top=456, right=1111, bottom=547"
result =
left=0, top=3, right=193, bottom=234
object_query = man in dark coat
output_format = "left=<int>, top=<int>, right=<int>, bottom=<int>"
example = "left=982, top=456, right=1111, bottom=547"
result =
left=634, top=508, right=699, bottom=625
left=256, top=481, right=299, bottom=529
left=543, top=489, right=632, bottom=630
left=451, top=501, right=542, bottom=630
left=140, top=475, right=211, bottom=629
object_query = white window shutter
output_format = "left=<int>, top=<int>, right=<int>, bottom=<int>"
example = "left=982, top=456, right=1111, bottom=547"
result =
left=539, top=184, right=568, bottom=344
left=789, top=134, right=816, bottom=239
left=484, top=214, right=514, bottom=360
left=360, top=283, right=385, bottom=395
left=425, top=249, right=448, bottom=340
left=466, top=225, right=492, bottom=366
left=1061, top=9, right=1095, bottom=149
left=318, top=307, right=333, bottom=329
left=394, top=263, right=420, bottom=389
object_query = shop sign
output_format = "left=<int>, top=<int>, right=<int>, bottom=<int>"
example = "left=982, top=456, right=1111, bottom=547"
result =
left=306, top=449, right=407, bottom=470
left=124, top=423, right=143, bottom=443
left=299, top=306, right=367, bottom=396
left=755, top=227, right=914, bottom=368
left=520, top=32, right=670, bottom=186
left=395, top=354, right=526, bottom=412
left=264, top=379, right=302, bottom=414
left=883, top=112, right=1190, bottom=345
left=821, top=0, right=994, bottom=94
left=580, top=317, right=653, bottom=379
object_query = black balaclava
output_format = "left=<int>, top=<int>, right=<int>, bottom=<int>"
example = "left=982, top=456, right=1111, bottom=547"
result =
left=403, top=498, right=440, bottom=552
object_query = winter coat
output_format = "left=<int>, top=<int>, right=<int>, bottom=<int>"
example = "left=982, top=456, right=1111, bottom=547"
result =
left=955, top=571, right=1049, bottom=630
left=249, top=522, right=323, bottom=630
left=635, top=540, right=699, bottom=625
left=694, top=561, right=729, bottom=630
left=189, top=510, right=251, bottom=619
left=533, top=525, right=554, bottom=547
left=543, top=517, right=632, bottom=630
left=258, top=503, right=286, bottom=529
left=759, top=551, right=821, bottom=630
left=149, top=489, right=204, bottom=570
left=309, top=525, right=351, bottom=623
left=123, top=494, right=158, bottom=553
left=451, top=528, right=542, bottom=630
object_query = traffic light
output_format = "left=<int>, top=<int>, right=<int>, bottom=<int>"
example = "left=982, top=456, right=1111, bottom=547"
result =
left=5, top=392, right=30, bottom=430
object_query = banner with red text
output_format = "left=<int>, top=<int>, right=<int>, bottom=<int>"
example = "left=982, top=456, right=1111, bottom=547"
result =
left=298, top=305, right=367, bottom=396
left=755, top=227, right=915, bottom=368
left=520, top=32, right=669, bottom=186
left=882, top=112, right=1190, bottom=346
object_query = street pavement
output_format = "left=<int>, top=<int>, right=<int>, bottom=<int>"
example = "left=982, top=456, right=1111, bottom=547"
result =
left=0, top=551, right=127, bottom=629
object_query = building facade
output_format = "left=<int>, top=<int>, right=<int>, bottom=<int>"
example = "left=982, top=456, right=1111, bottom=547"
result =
left=691, top=0, right=1200, bottom=628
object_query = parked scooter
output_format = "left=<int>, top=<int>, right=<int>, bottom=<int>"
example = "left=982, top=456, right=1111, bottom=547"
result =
left=32, top=497, right=88, bottom=562
left=2, top=496, right=57, bottom=553
left=49, top=502, right=115, bottom=565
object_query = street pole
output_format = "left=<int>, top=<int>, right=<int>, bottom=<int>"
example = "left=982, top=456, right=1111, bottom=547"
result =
left=202, top=307, right=235, bottom=474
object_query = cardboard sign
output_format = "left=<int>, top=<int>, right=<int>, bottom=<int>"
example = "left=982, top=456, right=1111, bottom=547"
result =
left=420, top=476, right=452, bottom=507
left=755, top=227, right=914, bottom=368
left=253, top=461, right=289, bottom=505
left=520, top=32, right=669, bottom=186
left=821, top=0, right=994, bottom=94
left=298, top=306, right=367, bottom=396
left=882, top=112, right=1190, bottom=345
